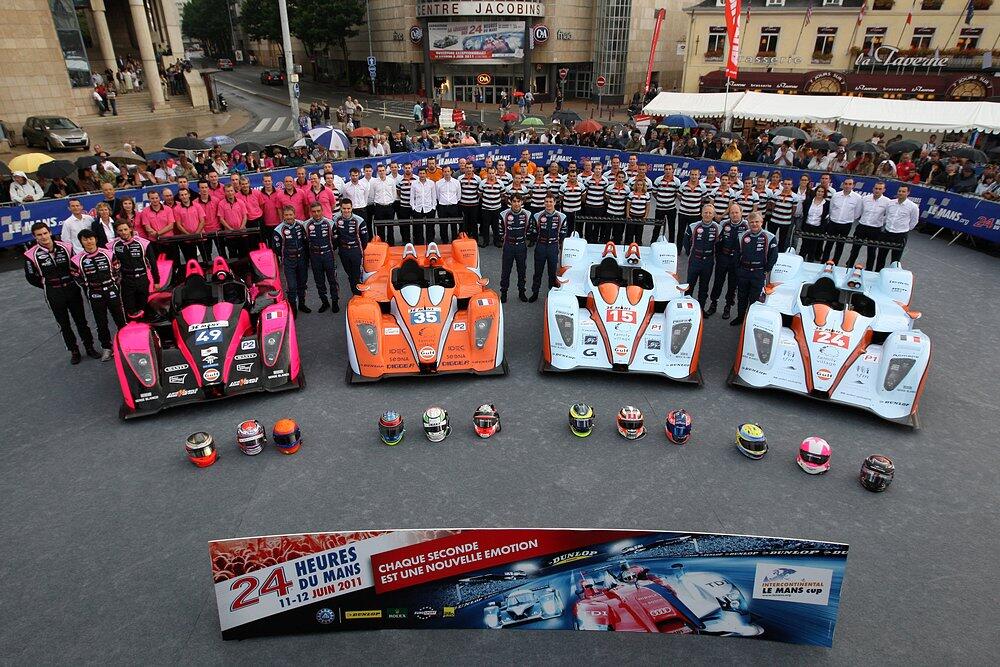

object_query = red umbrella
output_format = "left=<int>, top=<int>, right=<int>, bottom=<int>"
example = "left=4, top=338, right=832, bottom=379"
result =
left=500, top=112, right=518, bottom=122
left=574, top=119, right=603, bottom=134
left=512, top=91, right=525, bottom=97
left=350, top=127, right=379, bottom=138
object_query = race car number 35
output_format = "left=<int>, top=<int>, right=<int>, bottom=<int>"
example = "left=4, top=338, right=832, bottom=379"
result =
left=410, top=308, right=441, bottom=324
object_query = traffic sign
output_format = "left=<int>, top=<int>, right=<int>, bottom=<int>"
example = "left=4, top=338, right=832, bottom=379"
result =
left=596, top=75, right=607, bottom=88
left=367, top=56, right=377, bottom=67
left=559, top=68, right=569, bottom=81
left=293, top=82, right=300, bottom=98
left=532, top=24, right=549, bottom=44
left=476, top=72, right=493, bottom=86
left=368, top=65, right=377, bottom=80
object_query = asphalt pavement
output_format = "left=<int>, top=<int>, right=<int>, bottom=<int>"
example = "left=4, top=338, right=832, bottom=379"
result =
left=1, top=227, right=997, bottom=663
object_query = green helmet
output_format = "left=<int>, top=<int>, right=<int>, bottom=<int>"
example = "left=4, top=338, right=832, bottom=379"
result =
left=569, top=403, right=595, bottom=437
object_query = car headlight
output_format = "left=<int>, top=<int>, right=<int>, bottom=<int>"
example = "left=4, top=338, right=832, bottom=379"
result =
left=752, top=328, right=774, bottom=364
left=127, top=352, right=156, bottom=387
left=670, top=322, right=691, bottom=354
left=474, top=316, right=493, bottom=349
left=883, top=357, right=915, bottom=391
left=263, top=332, right=282, bottom=365
left=50, top=135, right=64, bottom=146
left=356, top=323, right=378, bottom=354
left=541, top=599, right=557, bottom=615
left=554, top=313, right=574, bottom=347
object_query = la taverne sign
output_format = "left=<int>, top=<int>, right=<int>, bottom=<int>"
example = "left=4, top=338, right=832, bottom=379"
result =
left=417, top=1, right=545, bottom=17
left=855, top=45, right=948, bottom=69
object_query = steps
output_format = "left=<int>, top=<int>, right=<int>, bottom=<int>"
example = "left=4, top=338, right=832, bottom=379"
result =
left=81, top=90, right=206, bottom=125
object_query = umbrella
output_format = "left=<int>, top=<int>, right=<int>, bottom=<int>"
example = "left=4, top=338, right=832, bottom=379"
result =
left=500, top=112, right=519, bottom=122
left=806, top=139, right=836, bottom=151
left=74, top=155, right=100, bottom=169
left=308, top=127, right=351, bottom=152
left=769, top=126, right=809, bottom=141
left=552, top=110, right=582, bottom=123
left=828, top=132, right=845, bottom=144
left=350, top=127, right=379, bottom=138
left=9, top=153, right=54, bottom=173
left=988, top=146, right=1000, bottom=159
left=231, top=142, right=264, bottom=155
left=37, top=160, right=77, bottom=180
left=512, top=91, right=525, bottom=97
left=0, top=161, right=10, bottom=178
left=941, top=146, right=988, bottom=163
left=204, top=134, right=235, bottom=146
left=848, top=141, right=879, bottom=154
left=716, top=131, right=738, bottom=141
left=662, top=114, right=698, bottom=129
left=145, top=151, right=173, bottom=162
left=574, top=119, right=604, bottom=134
left=264, top=143, right=288, bottom=154
left=519, top=116, right=545, bottom=127
left=291, top=137, right=314, bottom=149
left=106, top=150, right=146, bottom=166
left=885, top=139, right=921, bottom=155
left=697, top=122, right=717, bottom=131
left=164, top=136, right=209, bottom=151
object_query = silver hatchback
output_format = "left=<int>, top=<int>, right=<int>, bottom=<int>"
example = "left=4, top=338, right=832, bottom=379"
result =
left=22, top=116, right=90, bottom=151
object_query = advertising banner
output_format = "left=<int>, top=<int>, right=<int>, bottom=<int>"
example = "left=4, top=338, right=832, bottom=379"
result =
left=211, top=527, right=849, bottom=646
left=4, top=145, right=998, bottom=248
left=428, top=21, right=525, bottom=62
left=724, top=0, right=742, bottom=80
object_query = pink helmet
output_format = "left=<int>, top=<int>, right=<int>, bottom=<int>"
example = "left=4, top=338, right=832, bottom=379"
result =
left=797, top=437, right=831, bottom=475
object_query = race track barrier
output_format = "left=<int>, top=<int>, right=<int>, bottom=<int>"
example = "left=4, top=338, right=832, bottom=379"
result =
left=3, top=146, right=998, bottom=248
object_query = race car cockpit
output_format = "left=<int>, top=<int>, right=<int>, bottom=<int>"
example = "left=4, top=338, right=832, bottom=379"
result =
left=590, top=257, right=654, bottom=290
left=800, top=276, right=876, bottom=318
left=391, top=258, right=456, bottom=290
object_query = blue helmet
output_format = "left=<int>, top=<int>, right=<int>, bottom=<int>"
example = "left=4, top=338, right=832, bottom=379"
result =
left=665, top=409, right=693, bottom=445
left=379, top=410, right=405, bottom=446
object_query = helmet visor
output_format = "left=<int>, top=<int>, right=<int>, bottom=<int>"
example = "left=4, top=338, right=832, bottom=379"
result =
left=570, top=417, right=593, bottom=432
left=801, top=451, right=829, bottom=466
left=668, top=424, right=690, bottom=441
left=619, top=418, right=643, bottom=432
left=739, top=437, right=767, bottom=453
left=861, top=471, right=891, bottom=490
left=474, top=416, right=497, bottom=430
left=380, top=423, right=404, bottom=441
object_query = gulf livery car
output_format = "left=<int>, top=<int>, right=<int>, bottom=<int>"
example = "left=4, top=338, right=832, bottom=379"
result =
left=114, top=246, right=303, bottom=419
left=729, top=256, right=930, bottom=427
left=541, top=234, right=703, bottom=383
left=573, top=562, right=762, bottom=636
left=484, top=586, right=565, bottom=629
left=345, top=234, right=506, bottom=382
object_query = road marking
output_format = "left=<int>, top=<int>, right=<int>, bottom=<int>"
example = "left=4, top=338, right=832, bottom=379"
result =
left=269, top=117, right=287, bottom=132
left=252, top=118, right=271, bottom=133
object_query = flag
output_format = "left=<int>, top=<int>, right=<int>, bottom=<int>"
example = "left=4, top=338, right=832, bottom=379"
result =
left=965, top=0, right=974, bottom=24
left=804, top=0, right=813, bottom=26
left=905, top=0, right=914, bottom=24
left=724, top=0, right=743, bottom=80
left=984, top=51, right=993, bottom=69
left=857, top=0, right=867, bottom=25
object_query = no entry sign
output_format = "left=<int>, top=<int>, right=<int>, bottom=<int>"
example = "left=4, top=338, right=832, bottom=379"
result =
left=596, top=75, right=607, bottom=88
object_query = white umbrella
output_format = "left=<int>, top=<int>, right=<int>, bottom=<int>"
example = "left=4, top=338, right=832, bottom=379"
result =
left=307, top=126, right=351, bottom=152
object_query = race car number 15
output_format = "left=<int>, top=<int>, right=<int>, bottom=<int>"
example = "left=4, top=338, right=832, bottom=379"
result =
left=605, top=309, right=637, bottom=324
left=410, top=308, right=441, bottom=324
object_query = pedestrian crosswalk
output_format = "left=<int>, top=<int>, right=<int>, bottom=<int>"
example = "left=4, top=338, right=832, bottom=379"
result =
left=249, top=116, right=298, bottom=134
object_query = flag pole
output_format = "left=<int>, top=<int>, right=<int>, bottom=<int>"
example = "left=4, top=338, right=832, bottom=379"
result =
left=942, top=0, right=970, bottom=53
left=793, top=4, right=811, bottom=54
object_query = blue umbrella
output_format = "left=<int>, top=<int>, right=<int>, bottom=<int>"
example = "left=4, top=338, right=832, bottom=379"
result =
left=145, top=151, right=173, bottom=161
left=662, top=114, right=698, bottom=129
left=204, top=134, right=236, bottom=146
left=307, top=126, right=351, bottom=152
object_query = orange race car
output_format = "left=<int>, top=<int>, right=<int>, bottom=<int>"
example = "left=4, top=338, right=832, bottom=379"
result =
left=345, top=234, right=507, bottom=383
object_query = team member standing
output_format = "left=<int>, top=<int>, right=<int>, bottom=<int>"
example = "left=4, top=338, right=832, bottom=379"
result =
left=734, top=179, right=760, bottom=219
left=682, top=203, right=721, bottom=314
left=333, top=199, right=369, bottom=296
left=559, top=171, right=585, bottom=236
left=370, top=164, right=397, bottom=244
left=409, top=166, right=437, bottom=245
left=708, top=203, right=749, bottom=319
left=505, top=173, right=530, bottom=209
left=61, top=199, right=95, bottom=254
left=173, top=187, right=206, bottom=262
left=478, top=167, right=505, bottom=248
left=304, top=172, right=337, bottom=221
left=675, top=170, right=708, bottom=248
left=304, top=202, right=339, bottom=313
left=216, top=184, right=249, bottom=258
left=800, top=185, right=830, bottom=263
left=527, top=170, right=550, bottom=220
left=823, top=178, right=864, bottom=264
left=604, top=171, right=630, bottom=244
left=257, top=174, right=281, bottom=247
left=625, top=180, right=652, bottom=245
left=395, top=163, right=416, bottom=244
left=765, top=178, right=800, bottom=252
left=528, top=194, right=569, bottom=303
left=237, top=176, right=266, bottom=238
left=846, top=181, right=890, bottom=270
left=139, top=190, right=177, bottom=260
left=71, top=229, right=125, bottom=361
left=435, top=165, right=461, bottom=243
left=875, top=185, right=919, bottom=271
left=272, top=206, right=311, bottom=314
left=275, top=175, right=309, bottom=221
left=708, top=175, right=736, bottom=222
left=458, top=163, right=481, bottom=240
left=341, top=168, right=371, bottom=238
left=24, top=222, right=98, bottom=364
left=110, top=219, right=157, bottom=317
left=582, top=162, right=607, bottom=242
left=196, top=180, right=221, bottom=260
left=652, top=163, right=680, bottom=243
left=498, top=193, right=530, bottom=303
left=731, top=212, right=778, bottom=326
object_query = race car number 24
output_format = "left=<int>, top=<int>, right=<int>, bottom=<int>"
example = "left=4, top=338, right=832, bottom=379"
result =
left=605, top=308, right=637, bottom=324
left=409, top=308, right=441, bottom=325
left=813, top=329, right=850, bottom=349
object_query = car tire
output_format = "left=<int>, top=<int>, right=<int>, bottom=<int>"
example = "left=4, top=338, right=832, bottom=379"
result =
left=45, top=138, right=54, bottom=152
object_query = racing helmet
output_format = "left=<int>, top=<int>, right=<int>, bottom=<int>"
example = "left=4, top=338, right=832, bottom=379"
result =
left=185, top=432, right=218, bottom=467
left=860, top=455, right=894, bottom=492
left=473, top=404, right=501, bottom=438
left=797, top=436, right=831, bottom=474
left=422, top=406, right=451, bottom=442
left=236, top=419, right=267, bottom=456
left=665, top=409, right=693, bottom=445
left=379, top=411, right=405, bottom=446
left=617, top=406, right=646, bottom=440
left=736, top=423, right=767, bottom=459
left=569, top=403, right=595, bottom=437
left=273, top=418, right=302, bottom=454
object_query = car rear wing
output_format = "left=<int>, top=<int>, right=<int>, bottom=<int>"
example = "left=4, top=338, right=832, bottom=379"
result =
left=793, top=229, right=906, bottom=249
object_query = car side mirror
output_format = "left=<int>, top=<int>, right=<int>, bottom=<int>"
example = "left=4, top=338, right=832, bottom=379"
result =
left=676, top=283, right=689, bottom=292
left=477, top=277, right=489, bottom=288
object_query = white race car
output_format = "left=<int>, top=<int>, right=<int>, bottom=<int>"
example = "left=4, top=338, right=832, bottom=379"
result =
left=728, top=254, right=930, bottom=427
left=541, top=234, right=703, bottom=383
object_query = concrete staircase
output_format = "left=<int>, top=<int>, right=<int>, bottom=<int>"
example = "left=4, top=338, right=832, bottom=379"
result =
left=81, top=90, right=205, bottom=125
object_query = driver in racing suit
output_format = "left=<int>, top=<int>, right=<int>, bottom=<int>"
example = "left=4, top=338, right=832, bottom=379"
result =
left=708, top=202, right=748, bottom=320
left=731, top=211, right=778, bottom=327
left=498, top=193, right=530, bottom=304
left=682, top=203, right=721, bottom=314
left=71, top=229, right=126, bottom=361
left=332, top=198, right=369, bottom=296
left=272, top=205, right=311, bottom=315
left=304, top=202, right=340, bottom=313
left=109, top=219, right=158, bottom=318
left=527, top=193, right=569, bottom=303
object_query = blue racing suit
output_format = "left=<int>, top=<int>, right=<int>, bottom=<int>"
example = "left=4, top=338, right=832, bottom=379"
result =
left=304, top=215, right=339, bottom=304
left=272, top=219, right=309, bottom=308
left=333, top=212, right=369, bottom=295
left=498, top=207, right=530, bottom=294
left=530, top=209, right=569, bottom=295
left=682, top=219, right=721, bottom=307
left=710, top=217, right=748, bottom=307
left=734, top=229, right=779, bottom=320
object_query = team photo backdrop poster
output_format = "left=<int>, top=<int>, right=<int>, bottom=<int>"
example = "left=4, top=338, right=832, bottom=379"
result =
left=427, top=21, right=525, bottom=62
left=210, top=528, right=849, bottom=646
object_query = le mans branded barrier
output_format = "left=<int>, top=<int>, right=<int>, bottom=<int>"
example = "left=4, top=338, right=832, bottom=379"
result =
left=4, top=145, right=998, bottom=247
left=210, top=527, right=849, bottom=645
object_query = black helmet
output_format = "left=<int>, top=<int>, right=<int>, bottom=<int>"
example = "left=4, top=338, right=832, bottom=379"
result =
left=569, top=403, right=595, bottom=437
left=860, top=455, right=894, bottom=492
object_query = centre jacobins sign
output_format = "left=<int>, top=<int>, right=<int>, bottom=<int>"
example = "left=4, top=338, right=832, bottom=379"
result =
left=417, top=1, right=545, bottom=17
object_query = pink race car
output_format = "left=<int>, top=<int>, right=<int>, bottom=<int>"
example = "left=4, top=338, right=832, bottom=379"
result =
left=113, top=243, right=304, bottom=419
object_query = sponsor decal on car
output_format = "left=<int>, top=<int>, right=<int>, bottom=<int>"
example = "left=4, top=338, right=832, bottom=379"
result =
left=813, top=329, right=850, bottom=349
left=264, top=310, right=284, bottom=320
left=419, top=346, right=436, bottom=360
left=168, top=373, right=188, bottom=384
left=234, top=353, right=255, bottom=361
left=228, top=377, right=259, bottom=388
left=476, top=298, right=492, bottom=307
left=649, top=322, right=663, bottom=332
left=643, top=353, right=659, bottom=362
left=614, top=344, right=628, bottom=356
left=583, top=348, right=597, bottom=357
left=452, top=322, right=467, bottom=331
left=646, top=339, right=661, bottom=350
left=166, top=388, right=196, bottom=399
left=203, top=368, right=221, bottom=382
left=188, top=320, right=229, bottom=331
left=345, top=610, right=382, bottom=620
left=164, top=364, right=188, bottom=372
left=605, top=307, right=636, bottom=324
left=236, top=363, right=254, bottom=373
left=384, top=327, right=401, bottom=335
left=816, top=368, right=833, bottom=381
left=753, top=563, right=833, bottom=606
left=409, top=307, right=441, bottom=324
left=241, top=339, right=257, bottom=350
left=583, top=335, right=598, bottom=345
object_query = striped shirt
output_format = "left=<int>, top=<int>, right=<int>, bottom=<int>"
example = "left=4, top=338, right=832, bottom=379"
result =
left=628, top=176, right=653, bottom=191
left=734, top=190, right=760, bottom=217
left=584, top=176, right=607, bottom=207
left=628, top=191, right=651, bottom=218
left=496, top=172, right=513, bottom=188
left=529, top=180, right=550, bottom=208
left=677, top=181, right=708, bottom=217
left=653, top=175, right=681, bottom=210
left=768, top=191, right=801, bottom=226
left=479, top=179, right=505, bottom=210
left=544, top=174, right=565, bottom=195
left=504, top=182, right=530, bottom=204
left=605, top=183, right=630, bottom=217
left=559, top=182, right=585, bottom=213
left=458, top=174, right=481, bottom=206
left=396, top=175, right=415, bottom=209
left=710, top=186, right=737, bottom=216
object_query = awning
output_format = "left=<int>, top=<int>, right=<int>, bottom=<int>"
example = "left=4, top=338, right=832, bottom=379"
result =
left=838, top=97, right=1000, bottom=133
left=732, top=92, right=851, bottom=123
left=642, top=92, right=744, bottom=118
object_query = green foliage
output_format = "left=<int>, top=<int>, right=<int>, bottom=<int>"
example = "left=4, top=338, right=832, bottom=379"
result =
left=289, top=0, right=366, bottom=55
left=181, top=0, right=233, bottom=55
left=240, top=0, right=282, bottom=43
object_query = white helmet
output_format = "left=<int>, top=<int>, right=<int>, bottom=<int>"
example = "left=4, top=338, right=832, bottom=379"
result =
left=422, top=406, right=451, bottom=442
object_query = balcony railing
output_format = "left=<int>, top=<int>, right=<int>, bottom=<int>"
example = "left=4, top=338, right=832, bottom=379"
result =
left=812, top=51, right=834, bottom=64
left=705, top=50, right=724, bottom=62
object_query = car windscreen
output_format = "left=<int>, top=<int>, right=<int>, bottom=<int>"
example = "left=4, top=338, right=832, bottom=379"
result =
left=41, top=118, right=77, bottom=129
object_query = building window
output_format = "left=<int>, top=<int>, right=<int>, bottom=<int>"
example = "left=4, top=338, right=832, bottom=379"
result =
left=593, top=0, right=631, bottom=98
left=813, top=32, right=835, bottom=62
left=822, top=0, right=843, bottom=5
left=920, top=0, right=943, bottom=9
left=765, top=0, right=785, bottom=5
left=956, top=35, right=980, bottom=50
left=910, top=28, right=934, bottom=49
left=706, top=27, right=726, bottom=60
left=49, top=0, right=91, bottom=88
left=862, top=28, right=886, bottom=52
left=758, top=30, right=779, bottom=56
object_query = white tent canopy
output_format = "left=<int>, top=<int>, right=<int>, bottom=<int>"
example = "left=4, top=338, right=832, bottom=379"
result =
left=643, top=91, right=1000, bottom=134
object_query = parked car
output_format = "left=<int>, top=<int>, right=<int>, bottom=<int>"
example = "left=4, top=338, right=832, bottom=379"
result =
left=22, top=116, right=89, bottom=151
left=260, top=69, right=285, bottom=85
left=218, top=59, right=234, bottom=70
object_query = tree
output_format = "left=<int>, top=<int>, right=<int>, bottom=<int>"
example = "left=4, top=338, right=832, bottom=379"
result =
left=240, top=0, right=281, bottom=44
left=182, top=0, right=233, bottom=57
left=290, top=0, right=366, bottom=82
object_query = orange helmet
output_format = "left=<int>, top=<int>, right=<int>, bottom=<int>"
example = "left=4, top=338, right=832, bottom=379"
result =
left=273, top=419, right=302, bottom=454
left=185, top=432, right=218, bottom=467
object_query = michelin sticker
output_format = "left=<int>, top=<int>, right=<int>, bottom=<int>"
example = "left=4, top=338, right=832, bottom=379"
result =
left=753, top=563, right=833, bottom=606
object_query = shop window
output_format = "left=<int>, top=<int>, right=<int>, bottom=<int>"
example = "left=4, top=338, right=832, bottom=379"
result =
left=910, top=29, right=934, bottom=49
left=706, top=29, right=726, bottom=60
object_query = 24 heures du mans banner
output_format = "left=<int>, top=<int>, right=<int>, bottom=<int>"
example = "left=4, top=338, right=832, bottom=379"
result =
left=210, top=528, right=848, bottom=646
